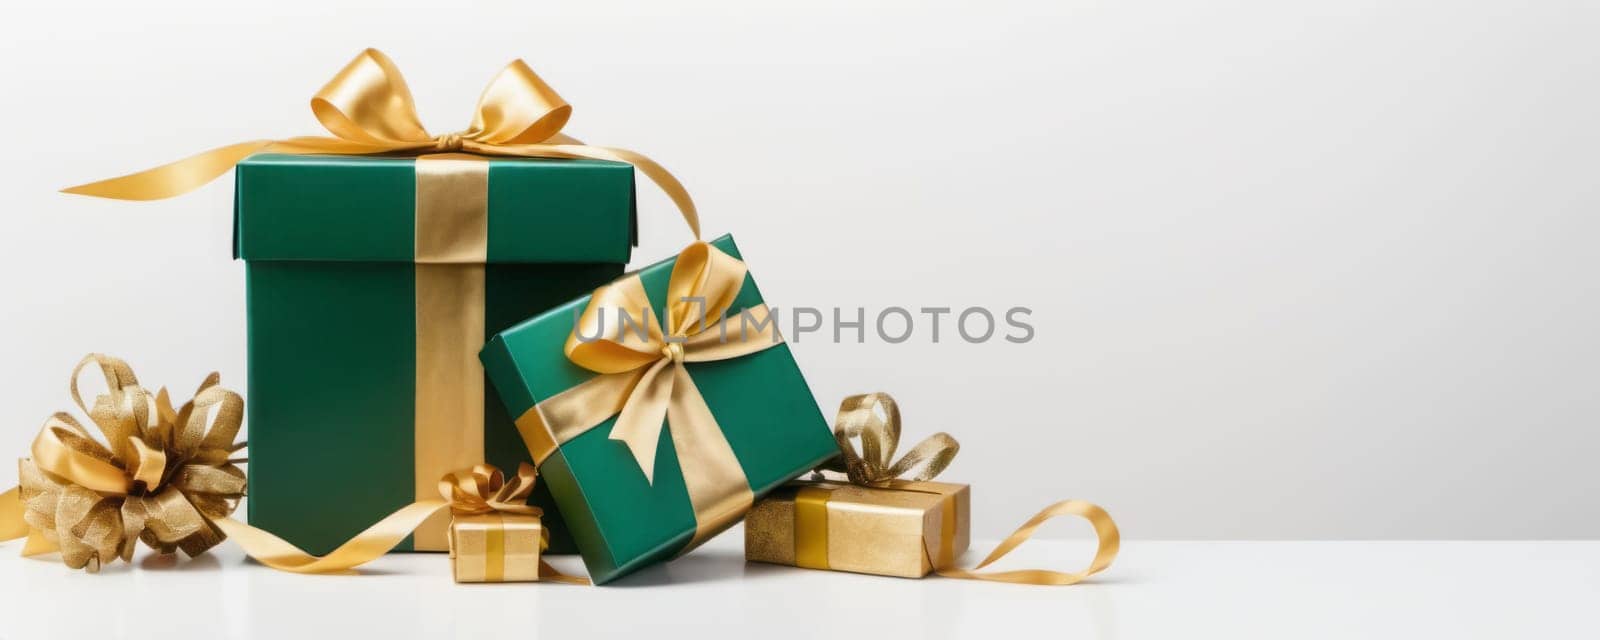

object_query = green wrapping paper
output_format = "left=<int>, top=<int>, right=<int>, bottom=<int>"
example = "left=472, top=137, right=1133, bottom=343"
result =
left=239, top=153, right=636, bottom=555
left=481, top=234, right=838, bottom=584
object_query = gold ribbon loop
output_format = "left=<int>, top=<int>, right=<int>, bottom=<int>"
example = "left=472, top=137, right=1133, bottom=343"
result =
left=825, top=393, right=960, bottom=487
left=62, top=48, right=700, bottom=240
left=935, top=500, right=1120, bottom=586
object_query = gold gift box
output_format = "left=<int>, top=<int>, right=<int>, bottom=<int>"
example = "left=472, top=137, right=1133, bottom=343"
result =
left=447, top=513, right=546, bottom=583
left=745, top=479, right=970, bottom=578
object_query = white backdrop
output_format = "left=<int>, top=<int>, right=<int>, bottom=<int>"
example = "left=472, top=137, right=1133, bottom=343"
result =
left=2, top=0, right=1595, bottom=539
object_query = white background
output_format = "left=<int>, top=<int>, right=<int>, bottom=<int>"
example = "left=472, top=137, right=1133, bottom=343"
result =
left=1, top=0, right=1596, bottom=540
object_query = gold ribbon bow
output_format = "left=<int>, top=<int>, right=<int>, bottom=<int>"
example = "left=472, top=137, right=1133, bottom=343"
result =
left=824, top=392, right=961, bottom=487
left=62, top=47, right=699, bottom=239
left=440, top=463, right=542, bottom=518
left=0, top=354, right=246, bottom=572
left=522, top=242, right=781, bottom=549
left=0, top=355, right=586, bottom=582
left=819, top=393, right=1122, bottom=585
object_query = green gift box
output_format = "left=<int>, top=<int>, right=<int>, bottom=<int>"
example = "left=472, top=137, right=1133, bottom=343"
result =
left=480, top=234, right=837, bottom=584
left=238, top=153, right=637, bottom=555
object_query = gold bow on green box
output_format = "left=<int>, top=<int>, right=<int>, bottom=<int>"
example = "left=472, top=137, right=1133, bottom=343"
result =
left=479, top=233, right=840, bottom=584
left=519, top=241, right=785, bottom=550
left=63, top=47, right=698, bottom=238
left=746, top=393, right=1123, bottom=584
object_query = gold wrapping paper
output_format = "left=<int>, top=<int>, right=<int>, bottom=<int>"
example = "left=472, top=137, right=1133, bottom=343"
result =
left=746, top=479, right=970, bottom=578
left=448, top=513, right=545, bottom=583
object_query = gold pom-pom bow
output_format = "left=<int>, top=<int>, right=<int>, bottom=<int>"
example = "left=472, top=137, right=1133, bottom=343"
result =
left=0, top=356, right=588, bottom=582
left=821, top=392, right=960, bottom=487
left=0, top=354, right=245, bottom=572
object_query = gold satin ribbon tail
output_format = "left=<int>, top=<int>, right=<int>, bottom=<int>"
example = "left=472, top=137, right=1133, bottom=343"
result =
left=935, top=500, right=1120, bottom=585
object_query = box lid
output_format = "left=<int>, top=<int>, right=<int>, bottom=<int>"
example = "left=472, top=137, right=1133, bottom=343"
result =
left=234, top=154, right=636, bottom=263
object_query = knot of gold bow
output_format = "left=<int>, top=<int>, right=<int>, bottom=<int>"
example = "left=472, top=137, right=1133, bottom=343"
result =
left=564, top=242, right=780, bottom=484
left=439, top=463, right=542, bottom=518
left=62, top=48, right=699, bottom=239
left=821, top=392, right=960, bottom=487
left=0, top=355, right=246, bottom=572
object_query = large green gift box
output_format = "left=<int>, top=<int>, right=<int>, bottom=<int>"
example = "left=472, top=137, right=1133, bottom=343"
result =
left=480, top=234, right=838, bottom=583
left=238, top=153, right=636, bottom=555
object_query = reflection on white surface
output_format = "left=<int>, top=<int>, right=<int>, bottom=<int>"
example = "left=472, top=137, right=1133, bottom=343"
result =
left=2, top=533, right=1596, bottom=640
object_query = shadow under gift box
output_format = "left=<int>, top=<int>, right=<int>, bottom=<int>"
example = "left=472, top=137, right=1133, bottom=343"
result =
left=238, top=153, right=638, bottom=555
left=480, top=234, right=839, bottom=584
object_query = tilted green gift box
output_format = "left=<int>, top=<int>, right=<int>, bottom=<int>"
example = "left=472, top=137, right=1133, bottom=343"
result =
left=238, top=153, right=636, bottom=555
left=480, top=234, right=838, bottom=584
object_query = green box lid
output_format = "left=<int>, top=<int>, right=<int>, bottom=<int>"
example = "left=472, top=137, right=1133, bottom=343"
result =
left=234, top=154, right=636, bottom=263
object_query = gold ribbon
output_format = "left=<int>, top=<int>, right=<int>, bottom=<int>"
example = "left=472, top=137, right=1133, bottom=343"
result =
left=814, top=393, right=1121, bottom=585
left=61, top=47, right=700, bottom=240
left=0, top=354, right=246, bottom=572
left=211, top=462, right=585, bottom=583
left=934, top=499, right=1119, bottom=585
left=439, top=463, right=541, bottom=520
left=0, top=355, right=586, bottom=583
left=516, top=242, right=781, bottom=548
left=411, top=154, right=491, bottom=550
left=822, top=392, right=960, bottom=487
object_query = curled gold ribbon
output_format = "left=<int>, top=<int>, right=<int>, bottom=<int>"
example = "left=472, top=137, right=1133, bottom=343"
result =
left=62, top=48, right=700, bottom=239
left=519, top=242, right=782, bottom=548
left=213, top=462, right=587, bottom=584
left=0, top=355, right=585, bottom=582
left=934, top=499, right=1119, bottom=585
left=0, top=354, right=246, bottom=572
left=816, top=393, right=1120, bottom=585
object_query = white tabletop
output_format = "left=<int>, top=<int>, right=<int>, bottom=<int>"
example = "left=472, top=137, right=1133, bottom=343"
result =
left=1, top=533, right=1595, bottom=640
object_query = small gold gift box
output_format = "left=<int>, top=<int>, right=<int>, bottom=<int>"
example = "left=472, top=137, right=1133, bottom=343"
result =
left=447, top=513, right=547, bottom=583
left=745, top=479, right=970, bottom=578
left=438, top=463, right=554, bottom=583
